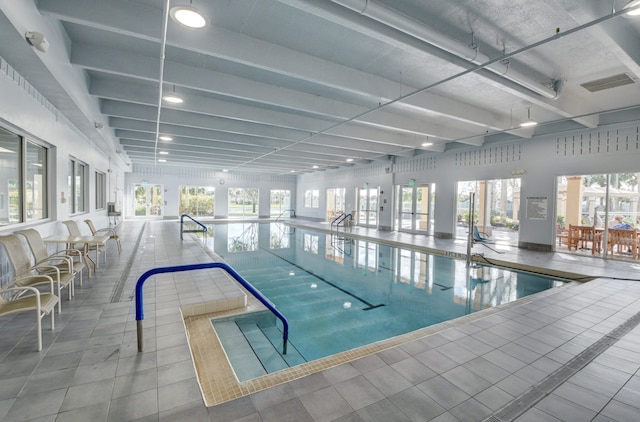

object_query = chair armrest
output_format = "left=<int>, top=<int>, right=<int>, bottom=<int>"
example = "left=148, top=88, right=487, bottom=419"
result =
left=95, top=228, right=116, bottom=236
left=2, top=285, right=40, bottom=298
left=13, top=274, right=55, bottom=292
left=32, top=263, right=62, bottom=282
left=63, top=247, right=86, bottom=257
left=36, top=255, right=72, bottom=272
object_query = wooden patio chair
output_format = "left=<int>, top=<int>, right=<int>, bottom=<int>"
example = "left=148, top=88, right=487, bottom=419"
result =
left=567, top=225, right=600, bottom=254
left=16, top=228, right=86, bottom=287
left=0, top=285, right=58, bottom=351
left=84, top=219, right=121, bottom=253
left=606, top=228, right=638, bottom=259
left=0, top=235, right=72, bottom=313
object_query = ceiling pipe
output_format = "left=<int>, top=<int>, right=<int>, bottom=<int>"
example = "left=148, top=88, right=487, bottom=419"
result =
left=153, top=0, right=172, bottom=165
left=330, top=0, right=560, bottom=99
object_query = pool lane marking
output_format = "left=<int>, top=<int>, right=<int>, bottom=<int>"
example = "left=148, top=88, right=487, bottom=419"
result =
left=259, top=246, right=385, bottom=311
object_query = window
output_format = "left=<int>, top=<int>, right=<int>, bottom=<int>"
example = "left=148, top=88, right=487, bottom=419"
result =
left=68, top=158, right=87, bottom=214
left=0, top=126, right=48, bottom=226
left=326, top=187, right=345, bottom=220
left=456, top=178, right=521, bottom=245
left=270, top=189, right=291, bottom=216
left=95, top=171, right=106, bottom=210
left=228, top=188, right=258, bottom=218
left=179, top=186, right=215, bottom=217
left=556, top=173, right=640, bottom=257
left=304, top=189, right=319, bottom=208
left=25, top=142, right=47, bottom=221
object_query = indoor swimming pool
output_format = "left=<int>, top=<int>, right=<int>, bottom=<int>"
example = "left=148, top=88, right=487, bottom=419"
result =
left=203, top=222, right=569, bottom=381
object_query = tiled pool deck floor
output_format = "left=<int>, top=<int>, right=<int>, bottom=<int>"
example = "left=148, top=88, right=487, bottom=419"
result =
left=2, top=219, right=640, bottom=421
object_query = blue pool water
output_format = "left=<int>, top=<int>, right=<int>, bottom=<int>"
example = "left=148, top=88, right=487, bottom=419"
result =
left=204, top=223, right=567, bottom=380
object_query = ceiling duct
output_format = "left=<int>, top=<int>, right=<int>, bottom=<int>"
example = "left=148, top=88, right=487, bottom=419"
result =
left=580, top=73, right=636, bottom=92
left=327, top=0, right=560, bottom=99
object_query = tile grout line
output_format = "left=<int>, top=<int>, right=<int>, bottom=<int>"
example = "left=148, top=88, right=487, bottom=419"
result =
left=484, top=307, right=640, bottom=422
left=110, top=222, right=146, bottom=303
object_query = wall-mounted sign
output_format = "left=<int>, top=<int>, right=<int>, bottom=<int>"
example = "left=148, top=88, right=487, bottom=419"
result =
left=526, top=196, right=547, bottom=220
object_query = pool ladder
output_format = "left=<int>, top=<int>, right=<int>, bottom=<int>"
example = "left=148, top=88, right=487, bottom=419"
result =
left=180, top=213, right=207, bottom=242
left=275, top=209, right=296, bottom=222
left=135, top=262, right=289, bottom=354
left=331, top=212, right=352, bottom=234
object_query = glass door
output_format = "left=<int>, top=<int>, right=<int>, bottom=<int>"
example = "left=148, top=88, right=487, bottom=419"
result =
left=326, top=188, right=346, bottom=221
left=357, top=187, right=378, bottom=227
left=456, top=178, right=520, bottom=245
left=133, top=184, right=163, bottom=218
left=398, top=184, right=431, bottom=234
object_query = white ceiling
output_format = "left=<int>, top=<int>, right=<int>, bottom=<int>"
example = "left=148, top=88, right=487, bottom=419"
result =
left=1, top=0, right=639, bottom=174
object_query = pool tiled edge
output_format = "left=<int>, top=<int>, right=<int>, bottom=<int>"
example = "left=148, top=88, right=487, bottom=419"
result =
left=184, top=278, right=577, bottom=407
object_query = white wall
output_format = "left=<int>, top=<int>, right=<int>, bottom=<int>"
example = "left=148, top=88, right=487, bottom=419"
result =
left=0, top=59, right=127, bottom=238
left=125, top=166, right=296, bottom=219
left=3, top=54, right=638, bottom=252
left=295, top=122, right=640, bottom=250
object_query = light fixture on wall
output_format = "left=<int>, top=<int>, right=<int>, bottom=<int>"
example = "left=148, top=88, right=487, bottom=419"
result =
left=519, top=107, right=538, bottom=127
left=25, top=31, right=49, bottom=53
left=625, top=0, right=640, bottom=16
left=170, top=2, right=207, bottom=28
left=162, top=85, right=183, bottom=104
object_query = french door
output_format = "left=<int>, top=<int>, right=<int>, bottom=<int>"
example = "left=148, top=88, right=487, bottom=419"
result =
left=357, top=187, right=378, bottom=227
left=133, top=184, right=163, bottom=218
left=398, top=184, right=432, bottom=234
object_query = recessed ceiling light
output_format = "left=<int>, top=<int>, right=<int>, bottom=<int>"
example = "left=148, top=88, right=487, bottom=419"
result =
left=625, top=0, right=640, bottom=16
left=162, top=94, right=183, bottom=104
left=519, top=120, right=538, bottom=127
left=222, top=169, right=229, bottom=172
left=422, top=142, right=433, bottom=147
left=346, top=158, right=354, bottom=162
left=159, top=135, right=173, bottom=141
left=170, top=5, right=207, bottom=28
left=519, top=107, right=538, bottom=128
left=290, top=170, right=295, bottom=173
left=159, top=151, right=169, bottom=155
left=163, top=85, right=183, bottom=103
left=158, top=159, right=167, bottom=163
left=0, top=146, right=15, bottom=153
left=33, top=162, right=43, bottom=167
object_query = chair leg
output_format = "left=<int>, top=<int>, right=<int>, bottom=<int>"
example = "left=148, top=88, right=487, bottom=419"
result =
left=36, top=310, right=42, bottom=352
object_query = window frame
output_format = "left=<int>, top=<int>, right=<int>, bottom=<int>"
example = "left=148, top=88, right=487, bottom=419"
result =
left=304, top=189, right=319, bottom=208
left=0, top=126, right=49, bottom=226
left=69, top=157, right=87, bottom=214
left=95, top=170, right=106, bottom=210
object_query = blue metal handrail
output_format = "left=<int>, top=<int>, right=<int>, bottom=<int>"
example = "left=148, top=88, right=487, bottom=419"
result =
left=135, top=262, right=289, bottom=354
left=330, top=212, right=345, bottom=227
left=180, top=214, right=208, bottom=240
left=275, top=209, right=296, bottom=222
left=335, top=213, right=352, bottom=228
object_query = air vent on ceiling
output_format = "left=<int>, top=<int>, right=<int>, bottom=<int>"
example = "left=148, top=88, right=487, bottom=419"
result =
left=580, top=73, right=636, bottom=92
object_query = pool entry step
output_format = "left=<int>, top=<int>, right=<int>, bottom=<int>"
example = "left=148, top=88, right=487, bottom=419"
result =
left=213, top=312, right=304, bottom=382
